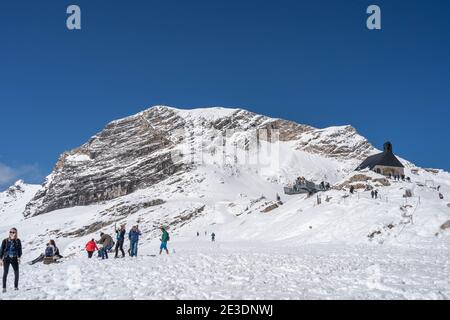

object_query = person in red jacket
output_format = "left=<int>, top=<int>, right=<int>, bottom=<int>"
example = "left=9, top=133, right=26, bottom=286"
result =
left=85, top=239, right=98, bottom=258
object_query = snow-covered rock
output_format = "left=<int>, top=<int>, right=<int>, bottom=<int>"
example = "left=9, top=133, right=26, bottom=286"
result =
left=0, top=180, right=40, bottom=224
left=23, top=106, right=371, bottom=217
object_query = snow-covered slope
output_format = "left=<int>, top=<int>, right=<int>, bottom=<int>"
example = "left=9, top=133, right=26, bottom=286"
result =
left=0, top=180, right=40, bottom=224
left=1, top=106, right=450, bottom=300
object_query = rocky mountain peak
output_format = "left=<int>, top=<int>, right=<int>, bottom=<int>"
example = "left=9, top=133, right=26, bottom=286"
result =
left=23, top=106, right=375, bottom=217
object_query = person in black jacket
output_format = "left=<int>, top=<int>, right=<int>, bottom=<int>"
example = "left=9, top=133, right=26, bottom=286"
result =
left=114, top=224, right=126, bottom=258
left=0, top=228, right=22, bottom=293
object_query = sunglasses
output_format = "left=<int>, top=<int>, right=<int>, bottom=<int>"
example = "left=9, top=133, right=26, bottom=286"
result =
left=9, top=231, right=16, bottom=234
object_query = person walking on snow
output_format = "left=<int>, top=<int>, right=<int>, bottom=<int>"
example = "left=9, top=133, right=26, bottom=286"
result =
left=129, top=225, right=142, bottom=257
left=114, top=224, right=126, bottom=258
left=375, top=190, right=379, bottom=199
left=98, top=232, right=114, bottom=259
left=211, top=233, right=216, bottom=242
left=160, top=227, right=170, bottom=255
left=371, top=190, right=375, bottom=199
left=0, top=228, right=22, bottom=293
left=85, top=239, right=98, bottom=258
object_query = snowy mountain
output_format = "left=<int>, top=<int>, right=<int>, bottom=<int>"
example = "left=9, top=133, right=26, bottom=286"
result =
left=0, top=180, right=40, bottom=225
left=23, top=106, right=374, bottom=217
left=1, top=106, right=450, bottom=300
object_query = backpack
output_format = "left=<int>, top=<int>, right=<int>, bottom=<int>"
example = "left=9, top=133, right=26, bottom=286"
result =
left=166, top=232, right=170, bottom=242
left=45, top=246, right=54, bottom=257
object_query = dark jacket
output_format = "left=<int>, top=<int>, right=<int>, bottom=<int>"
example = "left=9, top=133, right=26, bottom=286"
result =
left=0, top=238, right=22, bottom=259
left=116, top=229, right=126, bottom=241
left=129, top=229, right=142, bottom=242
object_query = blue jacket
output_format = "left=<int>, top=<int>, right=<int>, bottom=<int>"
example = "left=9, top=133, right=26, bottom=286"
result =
left=129, top=229, right=141, bottom=242
left=0, top=238, right=22, bottom=259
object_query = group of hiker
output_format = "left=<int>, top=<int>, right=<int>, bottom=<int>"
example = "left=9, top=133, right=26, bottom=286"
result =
left=319, top=181, right=331, bottom=190
left=1, top=225, right=171, bottom=293
left=85, top=224, right=170, bottom=259
left=389, top=173, right=406, bottom=181
left=197, top=231, right=216, bottom=242
left=371, top=190, right=379, bottom=199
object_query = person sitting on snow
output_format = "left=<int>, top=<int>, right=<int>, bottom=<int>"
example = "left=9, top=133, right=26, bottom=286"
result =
left=29, top=240, right=63, bottom=265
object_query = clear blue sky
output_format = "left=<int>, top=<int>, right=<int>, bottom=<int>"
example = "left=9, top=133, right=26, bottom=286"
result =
left=0, top=0, right=449, bottom=190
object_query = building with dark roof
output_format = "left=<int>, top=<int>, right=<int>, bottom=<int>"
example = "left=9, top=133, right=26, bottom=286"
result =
left=356, top=142, right=404, bottom=176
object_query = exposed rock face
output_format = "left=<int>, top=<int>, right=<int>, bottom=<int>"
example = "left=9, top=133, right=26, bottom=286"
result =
left=24, top=106, right=374, bottom=217
left=441, top=220, right=450, bottom=230
left=296, top=125, right=373, bottom=160
left=24, top=107, right=185, bottom=217
left=5, top=180, right=26, bottom=197
left=0, top=180, right=40, bottom=217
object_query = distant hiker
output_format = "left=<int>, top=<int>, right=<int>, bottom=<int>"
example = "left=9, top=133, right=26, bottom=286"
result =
left=98, top=232, right=114, bottom=260
left=114, top=224, right=126, bottom=258
left=129, top=225, right=142, bottom=257
left=437, top=185, right=441, bottom=192
left=205, top=231, right=207, bottom=236
left=85, top=239, right=98, bottom=258
left=211, top=233, right=216, bottom=242
left=160, top=227, right=170, bottom=255
left=29, top=240, right=62, bottom=265
left=375, top=190, right=379, bottom=199
left=0, top=228, right=22, bottom=293
left=371, top=190, right=375, bottom=199
left=439, top=193, right=444, bottom=200
left=276, top=193, right=281, bottom=202
left=350, top=186, right=355, bottom=194
left=197, top=232, right=200, bottom=237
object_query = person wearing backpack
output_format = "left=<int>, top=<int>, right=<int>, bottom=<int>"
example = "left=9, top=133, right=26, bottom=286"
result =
left=29, top=240, right=63, bottom=265
left=129, top=225, right=142, bottom=257
left=0, top=228, right=22, bottom=293
left=49, top=240, right=63, bottom=260
left=85, top=239, right=99, bottom=258
left=114, top=224, right=126, bottom=258
left=159, top=227, right=170, bottom=255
